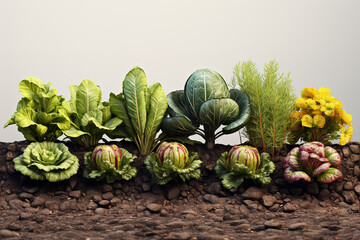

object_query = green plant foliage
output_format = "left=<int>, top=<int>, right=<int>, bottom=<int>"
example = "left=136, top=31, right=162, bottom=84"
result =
left=59, top=80, right=123, bottom=148
left=4, top=77, right=71, bottom=142
left=215, top=146, right=274, bottom=189
left=13, top=142, right=79, bottom=182
left=231, top=60, right=296, bottom=157
left=83, top=145, right=137, bottom=183
left=109, top=66, right=168, bottom=155
left=145, top=142, right=202, bottom=185
left=161, top=69, right=250, bottom=150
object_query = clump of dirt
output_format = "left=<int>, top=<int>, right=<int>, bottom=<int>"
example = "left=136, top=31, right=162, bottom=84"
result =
left=1, top=140, right=360, bottom=239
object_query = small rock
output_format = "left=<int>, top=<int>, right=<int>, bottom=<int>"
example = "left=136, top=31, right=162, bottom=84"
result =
left=69, top=178, right=77, bottom=190
left=69, top=190, right=82, bottom=199
left=166, top=232, right=192, bottom=240
left=31, top=196, right=46, bottom=208
left=160, top=208, right=169, bottom=217
left=167, top=186, right=180, bottom=200
left=342, top=190, right=357, bottom=204
left=262, top=195, right=277, bottom=207
left=269, top=203, right=280, bottom=212
left=241, top=187, right=263, bottom=201
left=59, top=199, right=77, bottom=212
left=141, top=183, right=151, bottom=192
left=102, top=184, right=113, bottom=193
left=0, top=229, right=19, bottom=238
left=93, top=195, right=102, bottom=203
left=146, top=203, right=162, bottom=213
left=6, top=224, right=21, bottom=231
left=19, top=192, right=34, bottom=201
left=288, top=223, right=307, bottom=231
left=354, top=166, right=360, bottom=177
left=102, top=192, right=114, bottom=201
left=112, top=182, right=122, bottom=189
left=283, top=203, right=297, bottom=213
left=306, top=181, right=319, bottom=195
left=98, top=200, right=110, bottom=207
left=354, top=185, right=360, bottom=195
left=344, top=181, right=354, bottom=190
left=7, top=143, right=17, bottom=152
left=342, top=147, right=351, bottom=158
left=165, top=220, right=189, bottom=228
left=87, top=202, right=98, bottom=210
left=5, top=151, right=15, bottom=161
left=264, top=220, right=283, bottom=229
left=319, top=189, right=330, bottom=200
left=95, top=208, right=107, bottom=215
left=203, top=194, right=226, bottom=204
left=274, top=178, right=286, bottom=187
left=351, top=154, right=360, bottom=162
left=110, top=198, right=121, bottom=206
left=22, top=186, right=40, bottom=194
left=350, top=144, right=360, bottom=154
left=334, top=181, right=345, bottom=193
left=204, top=182, right=222, bottom=195
left=18, top=213, right=32, bottom=220
left=8, top=199, right=29, bottom=209
left=268, top=185, right=279, bottom=194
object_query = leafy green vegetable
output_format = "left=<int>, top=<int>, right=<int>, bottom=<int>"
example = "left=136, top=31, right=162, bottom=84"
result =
left=161, top=69, right=250, bottom=150
left=4, top=77, right=71, bottom=141
left=215, top=145, right=275, bottom=189
left=283, top=142, right=342, bottom=183
left=109, top=66, right=168, bottom=155
left=13, top=142, right=79, bottom=182
left=83, top=144, right=137, bottom=183
left=231, top=60, right=296, bottom=157
left=145, top=142, right=202, bottom=185
left=59, top=79, right=123, bottom=148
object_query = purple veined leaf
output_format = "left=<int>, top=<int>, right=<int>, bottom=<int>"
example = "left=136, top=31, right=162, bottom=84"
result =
left=300, top=142, right=324, bottom=153
left=313, top=162, right=331, bottom=177
left=288, top=147, right=300, bottom=157
left=325, top=146, right=341, bottom=167
left=299, top=151, right=309, bottom=166
left=317, top=167, right=343, bottom=183
left=309, top=153, right=320, bottom=160
left=287, top=155, right=302, bottom=170
left=284, top=167, right=311, bottom=183
left=313, top=145, right=325, bottom=158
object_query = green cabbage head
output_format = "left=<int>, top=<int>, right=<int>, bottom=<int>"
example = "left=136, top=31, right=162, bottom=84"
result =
left=83, top=144, right=137, bottom=183
left=145, top=141, right=202, bottom=185
left=161, top=69, right=250, bottom=150
left=13, top=142, right=80, bottom=182
left=215, top=145, right=275, bottom=189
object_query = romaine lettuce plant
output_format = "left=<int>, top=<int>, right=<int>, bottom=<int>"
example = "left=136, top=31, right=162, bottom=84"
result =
left=145, top=141, right=202, bottom=185
left=59, top=79, right=123, bottom=148
left=13, top=142, right=80, bottom=182
left=161, top=69, right=250, bottom=150
left=83, top=144, right=137, bottom=183
left=109, top=66, right=168, bottom=155
left=215, top=145, right=275, bottom=189
left=4, top=77, right=71, bottom=141
left=283, top=141, right=342, bottom=183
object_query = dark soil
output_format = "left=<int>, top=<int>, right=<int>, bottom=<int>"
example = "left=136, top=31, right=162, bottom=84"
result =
left=1, top=140, right=360, bottom=239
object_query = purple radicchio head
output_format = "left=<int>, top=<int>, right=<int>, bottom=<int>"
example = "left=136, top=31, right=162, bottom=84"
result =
left=283, top=141, right=342, bottom=184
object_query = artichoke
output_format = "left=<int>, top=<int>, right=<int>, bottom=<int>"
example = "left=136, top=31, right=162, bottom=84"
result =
left=283, top=141, right=342, bottom=183
left=145, top=141, right=202, bottom=185
left=13, top=142, right=80, bottom=182
left=83, top=144, right=137, bottom=183
left=215, top=145, right=275, bottom=189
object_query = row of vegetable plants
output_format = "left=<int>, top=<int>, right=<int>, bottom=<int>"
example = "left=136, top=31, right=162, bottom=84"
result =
left=4, top=61, right=353, bottom=190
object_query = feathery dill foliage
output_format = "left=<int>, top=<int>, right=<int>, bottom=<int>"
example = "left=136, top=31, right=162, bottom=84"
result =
left=231, top=60, right=296, bottom=157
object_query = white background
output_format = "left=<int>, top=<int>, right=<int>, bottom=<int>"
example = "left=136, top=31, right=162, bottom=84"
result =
left=1, top=0, right=359, bottom=145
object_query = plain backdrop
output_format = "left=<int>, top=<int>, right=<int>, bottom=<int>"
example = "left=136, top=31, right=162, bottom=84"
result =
left=1, top=0, right=359, bottom=145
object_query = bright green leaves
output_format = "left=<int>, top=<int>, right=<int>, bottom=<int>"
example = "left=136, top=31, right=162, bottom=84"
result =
left=4, top=77, right=71, bottom=142
left=161, top=69, right=250, bottom=150
left=109, top=66, right=168, bottom=155
left=60, top=80, right=122, bottom=148
left=13, top=142, right=80, bottom=182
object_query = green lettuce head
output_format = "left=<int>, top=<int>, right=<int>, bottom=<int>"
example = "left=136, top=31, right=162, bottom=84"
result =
left=13, top=142, right=80, bottom=182
left=145, top=141, right=202, bottom=185
left=215, top=145, right=275, bottom=189
left=83, top=144, right=137, bottom=183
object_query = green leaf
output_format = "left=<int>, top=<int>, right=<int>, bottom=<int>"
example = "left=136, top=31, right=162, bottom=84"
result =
left=14, top=108, right=37, bottom=128
left=109, top=93, right=134, bottom=137
left=19, top=77, right=46, bottom=102
left=222, top=89, right=251, bottom=134
left=222, top=173, right=245, bottom=189
left=167, top=90, right=191, bottom=118
left=144, top=84, right=168, bottom=148
left=69, top=85, right=78, bottom=112
left=199, top=98, right=239, bottom=133
left=75, top=80, right=102, bottom=119
left=123, top=66, right=148, bottom=137
left=317, top=167, right=343, bottom=183
left=62, top=126, right=90, bottom=138
left=184, top=69, right=230, bottom=120
left=161, top=115, right=197, bottom=136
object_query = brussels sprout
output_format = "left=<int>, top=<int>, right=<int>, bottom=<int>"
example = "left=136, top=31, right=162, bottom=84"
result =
left=215, top=145, right=275, bottom=189
left=283, top=141, right=342, bottom=183
left=13, top=142, right=80, bottom=182
left=145, top=142, right=202, bottom=185
left=156, top=142, right=189, bottom=168
left=83, top=145, right=137, bottom=183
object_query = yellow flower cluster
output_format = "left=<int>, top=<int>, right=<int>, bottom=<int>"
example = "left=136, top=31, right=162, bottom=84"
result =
left=291, top=87, right=353, bottom=145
